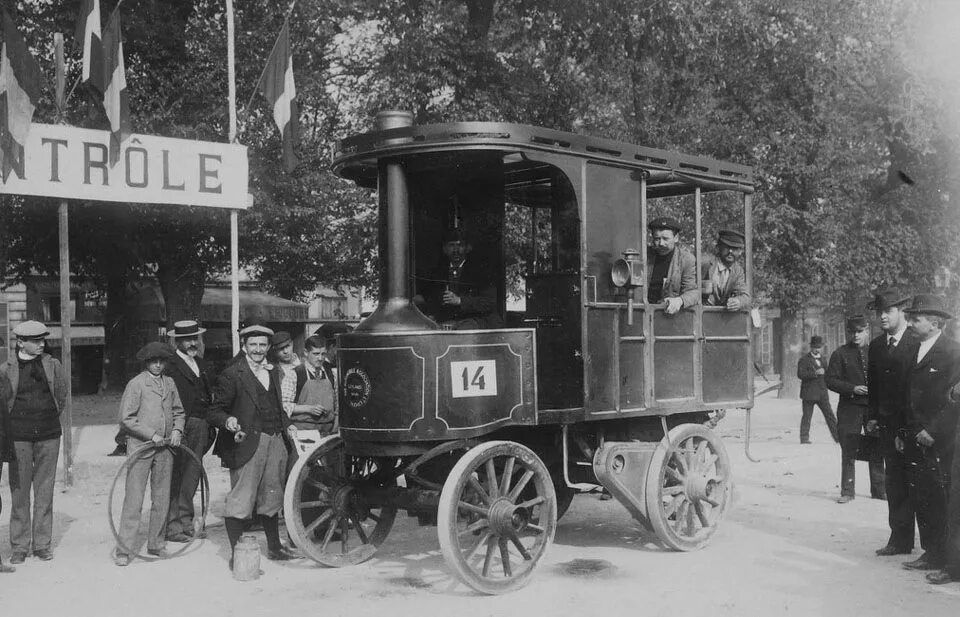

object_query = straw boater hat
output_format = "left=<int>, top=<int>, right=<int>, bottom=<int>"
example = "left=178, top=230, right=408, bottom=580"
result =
left=13, top=320, right=50, bottom=339
left=866, top=290, right=910, bottom=312
left=903, top=294, right=953, bottom=320
left=136, top=342, right=174, bottom=362
left=169, top=320, right=206, bottom=338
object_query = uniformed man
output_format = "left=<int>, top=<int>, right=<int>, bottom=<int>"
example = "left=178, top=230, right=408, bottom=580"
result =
left=646, top=217, right=698, bottom=315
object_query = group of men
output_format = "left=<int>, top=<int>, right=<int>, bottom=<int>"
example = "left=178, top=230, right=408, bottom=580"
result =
left=0, top=315, right=349, bottom=572
left=797, top=291, right=960, bottom=585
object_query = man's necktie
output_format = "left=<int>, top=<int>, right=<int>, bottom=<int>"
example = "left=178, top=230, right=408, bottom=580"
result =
left=887, top=336, right=895, bottom=350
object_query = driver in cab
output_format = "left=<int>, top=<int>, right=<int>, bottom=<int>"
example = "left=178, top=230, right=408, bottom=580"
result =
left=646, top=217, right=699, bottom=315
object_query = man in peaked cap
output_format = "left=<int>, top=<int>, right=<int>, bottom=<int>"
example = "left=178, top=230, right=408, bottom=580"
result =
left=702, top=229, right=751, bottom=311
left=899, top=295, right=960, bottom=572
left=0, top=321, right=66, bottom=563
left=646, top=217, right=698, bottom=315
left=164, top=320, right=216, bottom=543
left=827, top=314, right=883, bottom=503
left=866, top=291, right=922, bottom=555
left=797, top=335, right=839, bottom=445
left=207, top=317, right=299, bottom=569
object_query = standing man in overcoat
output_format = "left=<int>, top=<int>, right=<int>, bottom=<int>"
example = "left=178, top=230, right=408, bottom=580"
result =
left=164, top=320, right=214, bottom=543
left=797, top=335, right=839, bottom=445
left=827, top=314, right=883, bottom=503
left=207, top=320, right=298, bottom=568
left=901, top=294, right=960, bottom=572
left=866, top=290, right=921, bottom=555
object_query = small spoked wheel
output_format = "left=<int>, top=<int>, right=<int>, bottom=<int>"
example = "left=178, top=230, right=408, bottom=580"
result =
left=645, top=424, right=731, bottom=551
left=284, top=435, right=398, bottom=566
left=438, top=441, right=556, bottom=594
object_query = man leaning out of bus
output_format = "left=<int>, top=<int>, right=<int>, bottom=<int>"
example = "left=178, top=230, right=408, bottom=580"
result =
left=646, top=217, right=699, bottom=315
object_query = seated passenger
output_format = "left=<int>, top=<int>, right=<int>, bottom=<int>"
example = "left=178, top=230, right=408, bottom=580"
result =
left=414, top=228, right=503, bottom=329
left=702, top=229, right=751, bottom=311
left=646, top=217, right=698, bottom=315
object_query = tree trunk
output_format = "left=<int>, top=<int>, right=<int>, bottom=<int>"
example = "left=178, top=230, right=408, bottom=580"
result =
left=778, top=305, right=803, bottom=400
left=155, top=252, right=205, bottom=328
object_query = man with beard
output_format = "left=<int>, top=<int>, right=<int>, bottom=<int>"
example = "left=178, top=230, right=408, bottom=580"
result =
left=164, top=320, right=214, bottom=543
left=645, top=217, right=698, bottom=315
left=866, top=290, right=921, bottom=555
left=207, top=321, right=298, bottom=569
left=702, top=229, right=750, bottom=311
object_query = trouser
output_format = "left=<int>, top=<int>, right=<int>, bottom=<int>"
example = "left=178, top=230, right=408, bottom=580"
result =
left=225, top=433, right=288, bottom=519
left=10, top=438, right=60, bottom=553
left=944, top=430, right=960, bottom=575
left=166, top=417, right=209, bottom=537
left=117, top=443, right=173, bottom=556
left=903, top=437, right=951, bottom=564
left=880, top=428, right=915, bottom=550
left=837, top=404, right=884, bottom=498
left=800, top=395, right=839, bottom=443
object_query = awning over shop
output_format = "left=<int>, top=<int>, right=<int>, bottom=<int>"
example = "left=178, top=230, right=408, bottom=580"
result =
left=133, top=285, right=308, bottom=323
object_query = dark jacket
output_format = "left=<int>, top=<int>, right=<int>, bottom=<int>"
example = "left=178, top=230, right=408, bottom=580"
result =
left=0, top=373, right=18, bottom=487
left=646, top=245, right=699, bottom=309
left=797, top=352, right=829, bottom=401
left=420, top=256, right=503, bottom=328
left=206, top=359, right=292, bottom=470
left=0, top=353, right=67, bottom=442
left=165, top=353, right=213, bottom=420
left=904, top=333, right=960, bottom=451
left=867, top=328, right=921, bottom=429
left=826, top=343, right=869, bottom=407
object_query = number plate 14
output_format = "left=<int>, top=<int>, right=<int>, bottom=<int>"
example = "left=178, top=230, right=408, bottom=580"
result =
left=450, top=360, right=498, bottom=398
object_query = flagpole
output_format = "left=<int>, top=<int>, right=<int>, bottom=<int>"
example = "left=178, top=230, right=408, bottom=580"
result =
left=227, top=0, right=240, bottom=355
left=240, top=0, right=298, bottom=116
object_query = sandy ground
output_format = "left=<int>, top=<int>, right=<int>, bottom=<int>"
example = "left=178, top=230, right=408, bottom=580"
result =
left=1, top=392, right=957, bottom=617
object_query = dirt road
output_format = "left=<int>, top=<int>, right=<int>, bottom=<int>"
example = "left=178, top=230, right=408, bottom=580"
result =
left=1, top=393, right=957, bottom=616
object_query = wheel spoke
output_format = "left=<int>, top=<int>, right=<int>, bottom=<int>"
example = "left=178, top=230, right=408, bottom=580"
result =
left=673, top=501, right=688, bottom=532
left=351, top=514, right=370, bottom=544
left=500, top=456, right=516, bottom=497
left=665, top=466, right=683, bottom=483
left=672, top=450, right=688, bottom=475
left=515, top=495, right=545, bottom=510
left=499, top=538, right=513, bottom=577
left=695, top=440, right=708, bottom=468
left=464, top=530, right=492, bottom=560
left=704, top=495, right=722, bottom=508
left=458, top=518, right=489, bottom=537
left=341, top=519, right=349, bottom=553
left=664, top=494, right=685, bottom=518
left=664, top=485, right=685, bottom=496
left=458, top=500, right=489, bottom=518
left=319, top=518, right=339, bottom=551
left=481, top=536, right=496, bottom=577
left=508, top=534, right=532, bottom=561
left=366, top=511, right=382, bottom=523
left=694, top=501, right=711, bottom=528
left=303, top=508, right=334, bottom=537
left=468, top=475, right=492, bottom=505
left=525, top=523, right=546, bottom=534
left=486, top=458, right=499, bottom=499
left=685, top=500, right=696, bottom=535
left=298, top=499, right=330, bottom=509
left=507, top=469, right=535, bottom=502
left=705, top=453, right=719, bottom=468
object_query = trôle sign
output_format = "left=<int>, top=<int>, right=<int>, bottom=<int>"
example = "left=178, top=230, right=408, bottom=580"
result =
left=0, top=123, right=251, bottom=209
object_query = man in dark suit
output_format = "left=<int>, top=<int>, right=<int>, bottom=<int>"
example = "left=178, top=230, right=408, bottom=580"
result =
left=928, top=321, right=960, bottom=584
left=207, top=321, right=298, bottom=568
left=900, top=295, right=960, bottom=572
left=827, top=314, right=883, bottom=503
left=866, top=290, right=921, bottom=555
left=797, top=335, right=839, bottom=444
left=164, top=320, right=214, bottom=543
left=702, top=229, right=751, bottom=311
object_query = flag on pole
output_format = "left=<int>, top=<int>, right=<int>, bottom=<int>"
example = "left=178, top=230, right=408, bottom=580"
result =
left=0, top=10, right=43, bottom=181
left=102, top=7, right=129, bottom=166
left=260, top=21, right=298, bottom=172
left=75, top=0, right=103, bottom=93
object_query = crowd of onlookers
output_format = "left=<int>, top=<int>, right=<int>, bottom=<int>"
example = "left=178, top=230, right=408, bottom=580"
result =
left=797, top=291, right=960, bottom=585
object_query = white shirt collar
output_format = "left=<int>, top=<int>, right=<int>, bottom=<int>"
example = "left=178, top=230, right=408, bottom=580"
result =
left=917, top=331, right=941, bottom=363
left=888, top=323, right=908, bottom=345
left=176, top=349, right=200, bottom=375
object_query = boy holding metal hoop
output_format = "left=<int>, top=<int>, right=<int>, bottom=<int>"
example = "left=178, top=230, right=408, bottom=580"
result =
left=113, top=342, right=184, bottom=566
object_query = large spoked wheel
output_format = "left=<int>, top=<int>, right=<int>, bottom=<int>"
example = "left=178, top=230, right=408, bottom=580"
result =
left=284, top=435, right=398, bottom=567
left=438, top=441, right=557, bottom=595
left=645, top=424, right=732, bottom=551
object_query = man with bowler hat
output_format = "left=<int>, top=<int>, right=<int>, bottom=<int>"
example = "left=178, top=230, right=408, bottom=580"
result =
left=164, top=320, right=214, bottom=543
left=0, top=321, right=66, bottom=564
left=900, top=294, right=960, bottom=572
left=866, top=290, right=921, bottom=555
left=207, top=319, right=298, bottom=568
left=827, top=314, right=883, bottom=503
left=797, top=335, right=839, bottom=445
left=646, top=217, right=698, bottom=315
left=702, top=229, right=751, bottom=311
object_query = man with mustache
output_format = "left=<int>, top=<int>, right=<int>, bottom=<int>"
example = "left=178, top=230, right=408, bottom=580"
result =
left=702, top=229, right=750, bottom=311
left=164, top=320, right=214, bottom=543
left=645, top=217, right=698, bottom=315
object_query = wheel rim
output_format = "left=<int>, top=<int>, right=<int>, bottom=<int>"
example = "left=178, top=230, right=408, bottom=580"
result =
left=438, top=441, right=556, bottom=594
left=646, top=425, right=731, bottom=551
left=284, top=436, right=398, bottom=566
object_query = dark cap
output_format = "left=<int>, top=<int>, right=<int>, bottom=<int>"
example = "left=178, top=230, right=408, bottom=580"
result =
left=866, top=290, right=910, bottom=312
left=136, top=341, right=174, bottom=362
left=717, top=229, right=745, bottom=248
left=845, top=314, right=868, bottom=331
left=809, top=335, right=824, bottom=348
left=903, top=294, right=953, bottom=319
left=314, top=322, right=352, bottom=344
left=648, top=217, right=682, bottom=234
left=270, top=331, right=292, bottom=347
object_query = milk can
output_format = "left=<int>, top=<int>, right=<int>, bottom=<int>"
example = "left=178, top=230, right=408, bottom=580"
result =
left=232, top=535, right=261, bottom=581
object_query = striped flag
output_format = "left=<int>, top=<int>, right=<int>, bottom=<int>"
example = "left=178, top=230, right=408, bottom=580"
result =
left=260, top=21, right=298, bottom=172
left=102, top=7, right=129, bottom=166
left=75, top=0, right=103, bottom=93
left=0, top=10, right=43, bottom=181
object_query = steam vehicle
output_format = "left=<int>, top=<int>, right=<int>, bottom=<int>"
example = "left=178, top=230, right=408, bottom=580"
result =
left=283, top=112, right=756, bottom=593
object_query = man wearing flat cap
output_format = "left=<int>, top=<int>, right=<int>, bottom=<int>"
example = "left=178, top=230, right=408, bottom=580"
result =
left=827, top=314, right=883, bottom=503
left=899, top=295, right=960, bottom=572
left=164, top=320, right=215, bottom=543
left=0, top=321, right=66, bottom=564
left=646, top=217, right=698, bottom=315
left=797, top=336, right=839, bottom=445
left=702, top=229, right=750, bottom=311
left=866, top=291, right=921, bottom=555
left=207, top=319, right=298, bottom=568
